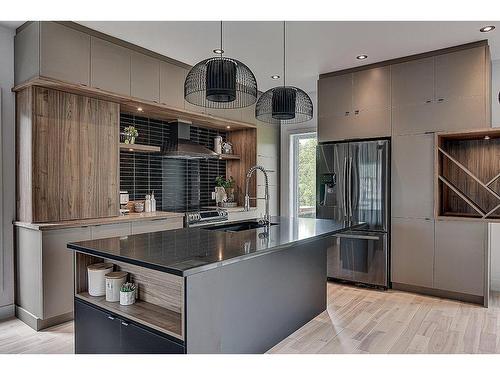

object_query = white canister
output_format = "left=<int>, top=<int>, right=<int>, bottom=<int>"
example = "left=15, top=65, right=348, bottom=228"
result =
left=105, top=271, right=128, bottom=302
left=214, top=136, right=223, bottom=154
left=87, top=263, right=113, bottom=296
left=120, top=290, right=136, bottom=306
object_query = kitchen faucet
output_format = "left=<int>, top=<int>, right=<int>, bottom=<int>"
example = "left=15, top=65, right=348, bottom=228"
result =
left=244, top=165, right=270, bottom=225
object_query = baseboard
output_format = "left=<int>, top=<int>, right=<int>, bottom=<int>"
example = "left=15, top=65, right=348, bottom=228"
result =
left=392, top=282, right=484, bottom=306
left=0, top=304, right=15, bottom=321
left=15, top=305, right=73, bottom=331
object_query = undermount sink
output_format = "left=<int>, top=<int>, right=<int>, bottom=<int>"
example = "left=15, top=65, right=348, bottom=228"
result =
left=203, top=221, right=278, bottom=232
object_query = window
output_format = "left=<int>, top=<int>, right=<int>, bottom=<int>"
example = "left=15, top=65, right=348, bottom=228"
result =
left=290, top=132, right=317, bottom=218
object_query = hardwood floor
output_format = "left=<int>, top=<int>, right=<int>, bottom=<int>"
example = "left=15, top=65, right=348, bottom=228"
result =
left=1, top=282, right=499, bottom=354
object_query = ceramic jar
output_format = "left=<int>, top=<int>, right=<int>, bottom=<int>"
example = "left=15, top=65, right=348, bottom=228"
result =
left=87, top=263, right=113, bottom=296
left=120, top=290, right=136, bottom=306
left=105, top=271, right=128, bottom=302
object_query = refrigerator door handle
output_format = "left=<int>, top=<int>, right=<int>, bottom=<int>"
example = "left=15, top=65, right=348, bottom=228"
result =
left=335, top=233, right=381, bottom=241
left=343, top=156, right=348, bottom=217
left=347, top=156, right=353, bottom=219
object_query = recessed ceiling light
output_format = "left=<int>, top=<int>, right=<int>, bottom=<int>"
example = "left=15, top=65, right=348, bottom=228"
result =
left=356, top=54, right=368, bottom=60
left=480, top=25, right=495, bottom=32
left=213, top=48, right=224, bottom=54
left=137, top=107, right=143, bottom=112
left=484, top=135, right=491, bottom=140
left=271, top=75, right=280, bottom=80
left=226, top=125, right=231, bottom=129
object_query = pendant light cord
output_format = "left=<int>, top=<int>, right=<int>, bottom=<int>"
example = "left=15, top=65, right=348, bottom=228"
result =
left=283, top=21, right=286, bottom=87
left=220, top=21, right=223, bottom=56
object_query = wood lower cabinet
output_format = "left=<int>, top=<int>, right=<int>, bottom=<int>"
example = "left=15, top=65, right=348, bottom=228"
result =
left=75, top=299, right=185, bottom=354
left=434, top=220, right=486, bottom=296
left=391, top=217, right=435, bottom=288
left=17, top=87, right=119, bottom=222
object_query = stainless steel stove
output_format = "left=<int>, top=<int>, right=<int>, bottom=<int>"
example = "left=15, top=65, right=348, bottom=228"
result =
left=184, top=208, right=228, bottom=227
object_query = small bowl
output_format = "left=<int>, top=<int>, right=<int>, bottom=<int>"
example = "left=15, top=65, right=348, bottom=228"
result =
left=134, top=202, right=144, bottom=213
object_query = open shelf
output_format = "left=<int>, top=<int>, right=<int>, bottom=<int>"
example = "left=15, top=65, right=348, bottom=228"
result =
left=76, top=292, right=182, bottom=340
left=119, top=143, right=161, bottom=153
left=217, top=153, right=240, bottom=160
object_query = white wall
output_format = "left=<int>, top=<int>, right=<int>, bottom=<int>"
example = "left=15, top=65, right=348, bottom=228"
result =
left=280, top=91, right=317, bottom=217
left=0, top=25, right=15, bottom=318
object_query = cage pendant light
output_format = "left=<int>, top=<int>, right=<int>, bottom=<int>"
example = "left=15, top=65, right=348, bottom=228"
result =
left=255, top=22, right=313, bottom=124
left=184, top=21, right=258, bottom=109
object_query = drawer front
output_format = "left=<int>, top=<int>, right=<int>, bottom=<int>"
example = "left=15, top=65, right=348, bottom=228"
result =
left=120, top=320, right=185, bottom=354
left=91, top=223, right=131, bottom=240
left=131, top=218, right=183, bottom=235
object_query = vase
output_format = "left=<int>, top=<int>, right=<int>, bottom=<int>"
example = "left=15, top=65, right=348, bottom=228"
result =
left=225, top=187, right=235, bottom=202
left=120, top=290, right=136, bottom=306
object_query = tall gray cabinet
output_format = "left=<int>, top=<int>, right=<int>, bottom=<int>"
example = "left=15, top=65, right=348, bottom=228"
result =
left=318, top=41, right=491, bottom=305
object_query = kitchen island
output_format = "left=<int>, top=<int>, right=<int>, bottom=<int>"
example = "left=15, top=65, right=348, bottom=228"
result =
left=67, top=216, right=360, bottom=354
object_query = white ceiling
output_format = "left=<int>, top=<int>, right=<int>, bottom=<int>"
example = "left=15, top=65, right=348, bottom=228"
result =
left=2, top=21, right=500, bottom=94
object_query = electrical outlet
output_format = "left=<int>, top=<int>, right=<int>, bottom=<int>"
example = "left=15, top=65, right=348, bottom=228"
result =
left=211, top=191, right=216, bottom=200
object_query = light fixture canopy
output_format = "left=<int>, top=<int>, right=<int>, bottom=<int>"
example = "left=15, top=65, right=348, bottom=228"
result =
left=480, top=25, right=495, bottom=32
left=184, top=22, right=258, bottom=109
left=356, top=54, right=368, bottom=60
left=255, top=21, right=313, bottom=124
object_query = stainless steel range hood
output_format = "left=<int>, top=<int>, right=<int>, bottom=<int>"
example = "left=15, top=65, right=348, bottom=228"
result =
left=162, top=120, right=219, bottom=159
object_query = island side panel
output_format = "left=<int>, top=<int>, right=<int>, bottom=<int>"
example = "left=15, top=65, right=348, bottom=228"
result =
left=185, top=238, right=327, bottom=354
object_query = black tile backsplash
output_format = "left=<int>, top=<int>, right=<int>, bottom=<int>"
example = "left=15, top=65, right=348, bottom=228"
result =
left=120, top=113, right=227, bottom=212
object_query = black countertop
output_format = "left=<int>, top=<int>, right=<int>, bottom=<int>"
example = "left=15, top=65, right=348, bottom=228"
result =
left=68, top=216, right=362, bottom=276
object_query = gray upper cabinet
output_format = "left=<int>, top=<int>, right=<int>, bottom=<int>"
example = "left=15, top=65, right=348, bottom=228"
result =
left=91, top=37, right=131, bottom=96
left=40, top=22, right=91, bottom=86
left=131, top=52, right=160, bottom=103
left=392, top=134, right=434, bottom=219
left=241, top=103, right=256, bottom=125
left=392, top=46, right=488, bottom=135
left=207, top=107, right=242, bottom=122
left=160, top=62, right=187, bottom=109
left=318, top=67, right=390, bottom=142
left=434, top=220, right=486, bottom=296
left=391, top=217, right=435, bottom=288
left=14, top=22, right=41, bottom=85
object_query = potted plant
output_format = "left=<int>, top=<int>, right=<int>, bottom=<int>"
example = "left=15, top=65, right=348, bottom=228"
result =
left=215, top=176, right=236, bottom=203
left=123, top=126, right=138, bottom=144
left=119, top=282, right=137, bottom=306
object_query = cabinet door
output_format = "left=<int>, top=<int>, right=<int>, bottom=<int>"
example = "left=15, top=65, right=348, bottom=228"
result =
left=318, top=73, right=353, bottom=117
left=241, top=103, right=256, bottom=125
left=159, top=62, right=187, bottom=109
left=318, top=112, right=353, bottom=142
left=391, top=217, right=434, bottom=288
left=434, top=220, right=486, bottom=296
left=353, top=66, right=390, bottom=111
left=33, top=87, right=60, bottom=222
left=391, top=57, right=434, bottom=107
left=40, top=22, right=91, bottom=86
left=91, top=37, right=131, bottom=96
left=75, top=300, right=122, bottom=354
left=391, top=134, right=434, bottom=218
left=42, top=227, right=91, bottom=319
left=131, top=52, right=160, bottom=103
left=79, top=97, right=99, bottom=219
left=120, top=320, right=184, bottom=354
left=14, top=21, right=40, bottom=85
left=206, top=107, right=242, bottom=122
left=59, top=92, right=81, bottom=221
left=97, top=100, right=120, bottom=217
left=131, top=218, right=183, bottom=235
left=435, top=46, right=486, bottom=101
left=91, top=223, right=131, bottom=239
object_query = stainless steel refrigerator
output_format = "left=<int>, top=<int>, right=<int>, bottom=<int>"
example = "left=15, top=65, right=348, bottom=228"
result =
left=316, top=139, right=390, bottom=288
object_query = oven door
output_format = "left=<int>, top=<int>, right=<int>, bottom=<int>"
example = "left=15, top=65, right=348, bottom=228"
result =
left=327, top=230, right=388, bottom=288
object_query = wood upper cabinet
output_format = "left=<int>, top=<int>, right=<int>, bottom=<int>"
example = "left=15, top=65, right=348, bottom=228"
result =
left=159, top=62, right=187, bottom=109
left=91, top=37, right=131, bottom=96
left=40, top=22, right=91, bottom=86
left=131, top=52, right=160, bottom=103
left=434, top=220, right=486, bottom=296
left=392, top=45, right=489, bottom=135
left=318, top=67, right=390, bottom=142
left=17, top=87, right=119, bottom=223
left=391, top=134, right=434, bottom=219
left=391, top=217, right=434, bottom=288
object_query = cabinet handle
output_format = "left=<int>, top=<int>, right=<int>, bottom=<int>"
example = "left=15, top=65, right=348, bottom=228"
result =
left=345, top=111, right=350, bottom=116
left=354, top=110, right=359, bottom=115
left=425, top=99, right=432, bottom=104
left=107, top=316, right=115, bottom=320
left=437, top=98, right=444, bottom=102
left=121, top=321, right=129, bottom=326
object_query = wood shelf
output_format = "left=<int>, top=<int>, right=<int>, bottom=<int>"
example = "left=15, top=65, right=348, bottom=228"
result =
left=76, top=292, right=183, bottom=340
left=217, top=154, right=240, bottom=160
left=119, top=143, right=161, bottom=153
